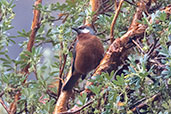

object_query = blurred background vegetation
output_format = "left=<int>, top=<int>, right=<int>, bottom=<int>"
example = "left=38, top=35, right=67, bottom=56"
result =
left=0, top=0, right=171, bottom=113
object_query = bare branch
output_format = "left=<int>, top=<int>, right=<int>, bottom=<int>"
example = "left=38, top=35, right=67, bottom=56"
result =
left=0, top=98, right=9, bottom=114
left=57, top=100, right=94, bottom=114
left=110, top=0, right=124, bottom=43
left=129, top=93, right=161, bottom=112
left=9, top=0, right=42, bottom=113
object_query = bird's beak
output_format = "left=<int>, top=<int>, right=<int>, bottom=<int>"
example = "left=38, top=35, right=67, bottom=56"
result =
left=72, top=27, right=81, bottom=34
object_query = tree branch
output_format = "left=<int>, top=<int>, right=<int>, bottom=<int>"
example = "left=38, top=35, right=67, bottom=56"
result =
left=9, top=0, right=42, bottom=113
left=129, top=93, right=161, bottom=113
left=110, top=0, right=124, bottom=43
left=57, top=100, right=94, bottom=114
left=0, top=98, right=9, bottom=114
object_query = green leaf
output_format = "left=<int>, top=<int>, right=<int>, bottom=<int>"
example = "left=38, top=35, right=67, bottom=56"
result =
left=159, top=12, right=167, bottom=21
left=1, top=75, right=9, bottom=83
left=0, top=52, right=6, bottom=55
left=104, top=72, right=111, bottom=80
left=1, top=0, right=9, bottom=6
left=88, top=85, right=102, bottom=95
left=0, top=58, right=8, bottom=62
left=46, top=28, right=52, bottom=37
left=23, top=51, right=32, bottom=57
left=20, top=53, right=29, bottom=59
left=78, top=93, right=87, bottom=106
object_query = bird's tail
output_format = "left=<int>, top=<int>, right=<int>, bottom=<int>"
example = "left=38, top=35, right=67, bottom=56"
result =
left=62, top=72, right=81, bottom=91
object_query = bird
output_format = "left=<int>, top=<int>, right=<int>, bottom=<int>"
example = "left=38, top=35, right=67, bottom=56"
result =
left=62, top=25, right=104, bottom=91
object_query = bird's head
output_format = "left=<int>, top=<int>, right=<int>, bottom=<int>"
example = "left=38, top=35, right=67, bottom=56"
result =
left=72, top=26, right=95, bottom=35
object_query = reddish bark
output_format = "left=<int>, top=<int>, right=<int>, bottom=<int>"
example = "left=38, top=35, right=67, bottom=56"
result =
left=9, top=0, right=42, bottom=113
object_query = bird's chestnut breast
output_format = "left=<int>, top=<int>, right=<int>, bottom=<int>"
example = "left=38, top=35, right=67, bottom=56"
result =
left=74, top=33, right=104, bottom=74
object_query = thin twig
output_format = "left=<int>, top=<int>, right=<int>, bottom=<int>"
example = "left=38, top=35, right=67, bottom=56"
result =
left=57, top=50, right=67, bottom=98
left=48, top=13, right=69, bottom=22
left=132, top=39, right=145, bottom=54
left=57, top=100, right=94, bottom=114
left=56, top=11, right=70, bottom=98
left=35, top=40, right=58, bottom=47
left=96, top=30, right=107, bottom=36
left=46, top=89, right=58, bottom=100
left=0, top=10, right=2, bottom=22
left=149, top=59, right=166, bottom=68
left=62, top=14, right=69, bottom=23
left=129, top=93, right=161, bottom=112
left=101, top=38, right=110, bottom=42
left=110, top=0, right=124, bottom=43
left=124, top=0, right=137, bottom=7
left=147, top=38, right=159, bottom=57
left=0, top=91, right=4, bottom=97
left=0, top=98, right=9, bottom=114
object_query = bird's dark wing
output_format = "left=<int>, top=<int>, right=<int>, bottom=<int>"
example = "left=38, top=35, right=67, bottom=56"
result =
left=62, top=40, right=79, bottom=91
left=62, top=72, right=81, bottom=90
left=72, top=40, right=78, bottom=73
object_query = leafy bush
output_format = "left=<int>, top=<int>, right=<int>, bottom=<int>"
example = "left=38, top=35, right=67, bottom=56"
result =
left=0, top=0, right=171, bottom=113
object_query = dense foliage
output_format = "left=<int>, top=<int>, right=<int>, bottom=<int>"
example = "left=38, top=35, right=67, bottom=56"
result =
left=0, top=0, right=171, bottom=113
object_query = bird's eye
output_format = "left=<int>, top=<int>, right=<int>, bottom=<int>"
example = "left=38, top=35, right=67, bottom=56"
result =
left=79, top=26, right=85, bottom=30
